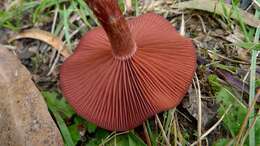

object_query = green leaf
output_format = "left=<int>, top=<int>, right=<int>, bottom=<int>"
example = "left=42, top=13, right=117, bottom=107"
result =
left=84, top=129, right=109, bottom=146
left=85, top=138, right=101, bottom=146
left=68, top=124, right=81, bottom=144
left=215, top=64, right=237, bottom=74
left=74, top=116, right=97, bottom=133
left=213, top=138, right=229, bottom=146
left=239, top=42, right=260, bottom=51
left=208, top=74, right=222, bottom=93
left=87, top=122, right=97, bottom=133
left=0, top=1, right=38, bottom=31
left=42, top=91, right=74, bottom=145
left=256, top=80, right=260, bottom=88
left=128, top=132, right=147, bottom=146
left=50, top=106, right=75, bottom=146
left=42, top=91, right=75, bottom=118
left=95, top=129, right=110, bottom=139
left=215, top=86, right=260, bottom=145
left=62, top=4, right=75, bottom=50
left=106, top=132, right=146, bottom=146
left=216, top=88, right=247, bottom=137
left=255, top=119, right=260, bottom=145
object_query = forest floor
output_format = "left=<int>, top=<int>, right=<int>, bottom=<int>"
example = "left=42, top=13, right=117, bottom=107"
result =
left=0, top=0, right=260, bottom=146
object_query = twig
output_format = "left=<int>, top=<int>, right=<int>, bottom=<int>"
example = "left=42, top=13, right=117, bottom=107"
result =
left=48, top=13, right=82, bottom=75
left=125, top=0, right=133, bottom=13
left=172, top=117, right=178, bottom=146
left=99, top=131, right=129, bottom=146
left=253, top=0, right=260, bottom=8
left=223, top=88, right=246, bottom=109
left=207, top=50, right=251, bottom=64
left=48, top=6, right=60, bottom=75
left=167, top=110, right=175, bottom=140
left=180, top=13, right=185, bottom=36
left=195, top=14, right=207, bottom=33
left=143, top=123, right=152, bottom=146
left=235, top=90, right=260, bottom=146
left=155, top=114, right=171, bottom=146
left=47, top=52, right=60, bottom=76
left=194, top=73, right=202, bottom=146
left=241, top=107, right=260, bottom=145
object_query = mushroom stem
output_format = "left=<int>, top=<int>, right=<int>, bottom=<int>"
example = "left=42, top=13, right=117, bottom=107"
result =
left=85, top=0, right=136, bottom=59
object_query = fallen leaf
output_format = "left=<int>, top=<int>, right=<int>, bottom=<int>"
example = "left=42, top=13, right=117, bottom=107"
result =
left=9, top=29, right=72, bottom=58
left=216, top=69, right=249, bottom=94
left=237, top=47, right=250, bottom=61
left=183, top=89, right=216, bottom=127
left=174, top=0, right=260, bottom=28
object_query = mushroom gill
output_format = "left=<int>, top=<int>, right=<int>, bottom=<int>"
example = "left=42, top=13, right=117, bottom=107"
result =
left=60, top=0, right=196, bottom=131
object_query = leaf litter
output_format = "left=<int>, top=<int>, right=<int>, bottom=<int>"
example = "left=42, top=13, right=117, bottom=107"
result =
left=1, top=0, right=260, bottom=145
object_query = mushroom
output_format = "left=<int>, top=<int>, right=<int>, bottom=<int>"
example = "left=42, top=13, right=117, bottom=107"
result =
left=60, top=0, right=196, bottom=131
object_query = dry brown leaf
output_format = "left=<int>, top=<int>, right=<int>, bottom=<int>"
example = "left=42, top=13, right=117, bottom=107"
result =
left=237, top=47, right=250, bottom=61
left=9, top=29, right=72, bottom=58
left=174, top=0, right=260, bottom=28
left=183, top=89, right=216, bottom=127
left=0, top=47, right=63, bottom=146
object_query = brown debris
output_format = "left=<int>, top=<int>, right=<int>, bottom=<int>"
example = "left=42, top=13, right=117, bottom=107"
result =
left=9, top=29, right=72, bottom=58
left=175, top=0, right=260, bottom=28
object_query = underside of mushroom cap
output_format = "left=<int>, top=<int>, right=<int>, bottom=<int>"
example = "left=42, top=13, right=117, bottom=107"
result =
left=60, top=13, right=196, bottom=131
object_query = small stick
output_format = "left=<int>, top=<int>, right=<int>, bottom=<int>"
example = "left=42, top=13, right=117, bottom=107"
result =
left=99, top=131, right=129, bottom=146
left=234, top=91, right=260, bottom=146
left=172, top=116, right=178, bottom=146
left=180, top=13, right=185, bottom=36
left=143, top=123, right=152, bottom=146
left=253, top=0, right=260, bottom=8
left=240, top=108, right=260, bottom=145
left=125, top=0, right=133, bottom=14
left=155, top=114, right=171, bottom=146
left=195, top=73, right=202, bottom=146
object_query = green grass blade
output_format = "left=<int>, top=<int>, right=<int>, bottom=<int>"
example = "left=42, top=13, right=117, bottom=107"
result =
left=134, top=0, right=140, bottom=16
left=61, top=5, right=73, bottom=50
left=43, top=92, right=75, bottom=146
left=51, top=107, right=75, bottom=146
left=248, top=3, right=260, bottom=146
left=146, top=121, right=157, bottom=146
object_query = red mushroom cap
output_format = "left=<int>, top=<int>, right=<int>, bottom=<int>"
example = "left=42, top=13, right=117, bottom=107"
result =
left=60, top=0, right=196, bottom=131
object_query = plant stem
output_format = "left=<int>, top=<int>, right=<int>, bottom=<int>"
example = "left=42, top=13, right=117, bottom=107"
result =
left=235, top=87, right=259, bottom=146
left=155, top=115, right=171, bottom=146
left=248, top=4, right=260, bottom=145
left=241, top=92, right=260, bottom=145
left=143, top=123, right=152, bottom=146
left=248, top=50, right=257, bottom=146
